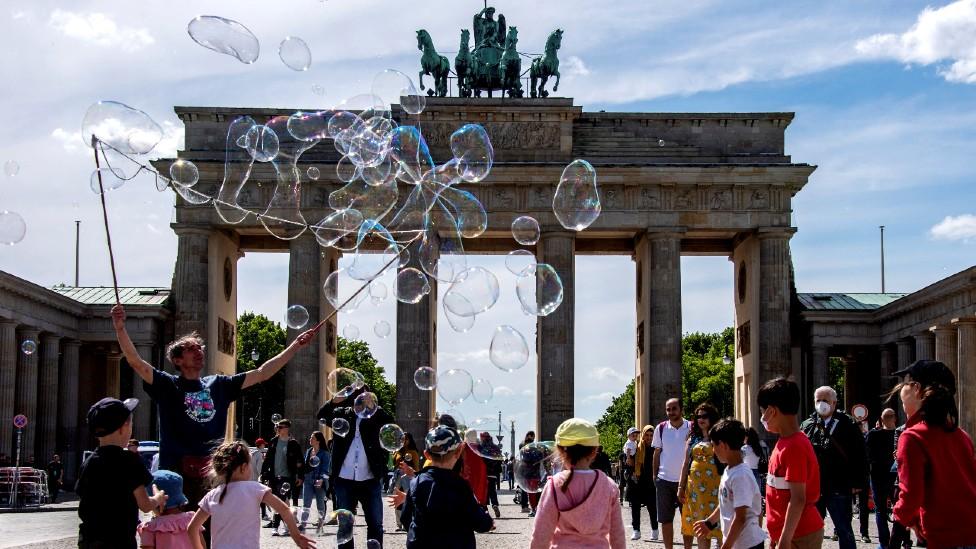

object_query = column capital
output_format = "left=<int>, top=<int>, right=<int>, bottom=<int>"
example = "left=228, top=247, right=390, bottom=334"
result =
left=0, top=319, right=19, bottom=328
left=62, top=339, right=82, bottom=349
left=930, top=325, right=957, bottom=335
left=756, top=227, right=797, bottom=240
left=39, top=333, right=62, bottom=344
left=644, top=227, right=686, bottom=240
left=172, top=225, right=213, bottom=237
left=16, top=327, right=41, bottom=338
left=915, top=330, right=935, bottom=340
left=951, top=317, right=976, bottom=327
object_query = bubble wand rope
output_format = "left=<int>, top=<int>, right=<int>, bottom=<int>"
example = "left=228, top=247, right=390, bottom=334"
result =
left=91, top=136, right=121, bottom=304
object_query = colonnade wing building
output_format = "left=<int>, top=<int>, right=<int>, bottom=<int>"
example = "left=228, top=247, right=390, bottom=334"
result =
left=2, top=97, right=973, bottom=484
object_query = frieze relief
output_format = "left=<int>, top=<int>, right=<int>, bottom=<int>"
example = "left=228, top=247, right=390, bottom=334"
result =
left=422, top=121, right=561, bottom=150
left=709, top=189, right=732, bottom=210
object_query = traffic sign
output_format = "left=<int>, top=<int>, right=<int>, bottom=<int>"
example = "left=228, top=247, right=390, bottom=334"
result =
left=12, top=415, right=27, bottom=429
left=851, top=404, right=869, bottom=422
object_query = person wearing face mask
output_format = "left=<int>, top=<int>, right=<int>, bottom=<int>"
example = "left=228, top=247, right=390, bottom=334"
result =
left=800, top=386, right=867, bottom=549
left=888, top=360, right=976, bottom=549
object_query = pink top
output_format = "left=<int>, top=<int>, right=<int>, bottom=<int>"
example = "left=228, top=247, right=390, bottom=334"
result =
left=529, top=469, right=626, bottom=549
left=198, top=480, right=270, bottom=549
left=137, top=512, right=196, bottom=549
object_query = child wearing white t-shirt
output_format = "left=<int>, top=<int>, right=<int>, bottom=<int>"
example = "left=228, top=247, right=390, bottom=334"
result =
left=623, top=427, right=639, bottom=457
left=694, top=419, right=767, bottom=549
left=188, top=441, right=313, bottom=549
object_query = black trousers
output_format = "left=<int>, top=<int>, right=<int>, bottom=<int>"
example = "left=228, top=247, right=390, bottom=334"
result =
left=629, top=480, right=658, bottom=531
left=269, top=476, right=296, bottom=526
left=487, top=476, right=499, bottom=506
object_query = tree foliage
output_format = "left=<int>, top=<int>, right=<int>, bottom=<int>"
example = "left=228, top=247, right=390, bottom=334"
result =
left=595, top=327, right=735, bottom=456
left=337, top=337, right=397, bottom=415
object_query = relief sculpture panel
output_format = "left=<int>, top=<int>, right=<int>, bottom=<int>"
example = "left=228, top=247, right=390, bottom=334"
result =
left=423, top=122, right=561, bottom=150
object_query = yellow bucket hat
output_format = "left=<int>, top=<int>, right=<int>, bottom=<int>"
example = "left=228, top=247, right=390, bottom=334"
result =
left=554, top=418, right=600, bottom=447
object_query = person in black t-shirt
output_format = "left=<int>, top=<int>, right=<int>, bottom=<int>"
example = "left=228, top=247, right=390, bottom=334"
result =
left=865, top=407, right=897, bottom=548
left=46, top=454, right=63, bottom=503
left=77, top=397, right=168, bottom=549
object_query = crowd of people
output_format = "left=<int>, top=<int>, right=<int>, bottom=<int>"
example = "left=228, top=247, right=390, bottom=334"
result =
left=68, top=305, right=976, bottom=549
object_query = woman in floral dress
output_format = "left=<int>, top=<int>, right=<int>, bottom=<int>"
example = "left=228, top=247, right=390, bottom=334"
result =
left=677, top=403, right=721, bottom=549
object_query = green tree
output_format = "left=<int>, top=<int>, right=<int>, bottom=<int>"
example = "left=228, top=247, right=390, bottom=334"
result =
left=828, top=357, right=845, bottom=409
left=595, top=380, right=635, bottom=458
left=681, top=327, right=735, bottom=418
left=337, top=337, right=397, bottom=416
left=236, top=312, right=286, bottom=443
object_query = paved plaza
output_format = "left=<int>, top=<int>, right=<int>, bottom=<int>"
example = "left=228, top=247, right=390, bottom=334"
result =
left=3, top=488, right=889, bottom=549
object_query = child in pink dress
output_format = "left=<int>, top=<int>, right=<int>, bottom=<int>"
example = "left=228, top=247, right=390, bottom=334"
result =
left=530, top=418, right=626, bottom=549
left=138, top=470, right=200, bottom=549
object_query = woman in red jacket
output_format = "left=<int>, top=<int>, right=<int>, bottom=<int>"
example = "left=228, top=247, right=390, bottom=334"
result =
left=890, top=359, right=976, bottom=549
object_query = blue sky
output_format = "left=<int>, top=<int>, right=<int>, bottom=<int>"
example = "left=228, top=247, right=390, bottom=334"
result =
left=2, top=1, right=976, bottom=434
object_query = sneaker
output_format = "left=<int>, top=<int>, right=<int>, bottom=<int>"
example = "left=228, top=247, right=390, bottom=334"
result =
left=631, top=530, right=642, bottom=541
left=521, top=507, right=530, bottom=514
left=528, top=510, right=536, bottom=517
left=862, top=536, right=872, bottom=543
left=493, top=505, right=501, bottom=518
left=651, top=529, right=660, bottom=540
left=263, top=522, right=276, bottom=529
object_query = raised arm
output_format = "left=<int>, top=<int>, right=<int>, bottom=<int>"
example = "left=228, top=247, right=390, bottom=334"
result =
left=242, top=328, right=315, bottom=389
left=111, top=305, right=154, bottom=384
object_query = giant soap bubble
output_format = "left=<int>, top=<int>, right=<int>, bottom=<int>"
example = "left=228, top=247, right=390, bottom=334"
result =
left=516, top=263, right=564, bottom=316
left=187, top=16, right=260, bottom=64
left=489, top=325, right=529, bottom=371
left=0, top=212, right=26, bottom=245
left=553, top=159, right=600, bottom=231
left=438, top=368, right=474, bottom=406
left=515, top=442, right=557, bottom=493
left=82, top=101, right=163, bottom=155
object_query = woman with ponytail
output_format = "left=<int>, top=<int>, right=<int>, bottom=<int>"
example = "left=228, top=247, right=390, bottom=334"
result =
left=529, top=418, right=626, bottom=549
left=187, top=441, right=313, bottom=549
left=889, top=359, right=976, bottom=549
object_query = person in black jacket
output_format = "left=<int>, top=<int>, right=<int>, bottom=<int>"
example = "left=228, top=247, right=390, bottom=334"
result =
left=865, top=407, right=897, bottom=548
left=318, top=385, right=394, bottom=549
left=401, top=426, right=494, bottom=549
left=260, top=418, right=303, bottom=531
left=800, top=386, right=868, bottom=549
left=479, top=432, right=504, bottom=518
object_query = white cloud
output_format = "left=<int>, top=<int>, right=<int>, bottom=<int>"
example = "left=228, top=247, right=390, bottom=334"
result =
left=494, top=386, right=514, bottom=397
left=521, top=389, right=535, bottom=398
left=49, top=10, right=154, bottom=52
left=51, top=128, right=83, bottom=153
left=50, top=120, right=182, bottom=158
left=855, top=0, right=976, bottom=83
left=588, top=366, right=630, bottom=383
left=583, top=391, right=616, bottom=404
left=563, top=56, right=590, bottom=77
left=930, top=214, right=976, bottom=242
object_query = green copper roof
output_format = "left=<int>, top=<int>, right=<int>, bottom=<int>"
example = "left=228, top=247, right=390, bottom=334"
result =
left=50, top=286, right=170, bottom=306
left=797, top=293, right=908, bottom=311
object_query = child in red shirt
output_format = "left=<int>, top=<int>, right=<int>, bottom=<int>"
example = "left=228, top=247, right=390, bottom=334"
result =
left=757, top=378, right=824, bottom=549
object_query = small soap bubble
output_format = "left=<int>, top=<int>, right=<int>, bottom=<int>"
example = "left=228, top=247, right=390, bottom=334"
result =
left=394, top=268, right=430, bottom=304
left=306, top=166, right=320, bottom=180
left=511, top=216, right=540, bottom=245
left=353, top=391, right=378, bottom=419
left=311, top=84, right=326, bottom=96
left=89, top=167, right=126, bottom=195
left=368, top=280, right=388, bottom=304
left=443, top=267, right=499, bottom=317
left=243, top=125, right=279, bottom=162
left=20, top=339, right=36, bottom=356
left=552, top=159, right=601, bottom=231
left=4, top=161, right=19, bottom=177
left=169, top=159, right=199, bottom=187
left=472, top=378, right=493, bottom=404
left=438, top=368, right=474, bottom=406
left=516, top=263, right=564, bottom=316
left=333, top=509, right=355, bottom=543
left=444, top=305, right=475, bottom=333
left=286, top=304, right=309, bottom=329
left=367, top=539, right=381, bottom=549
left=332, top=418, right=350, bottom=437
left=342, top=324, right=360, bottom=340
left=371, top=69, right=425, bottom=115
left=187, top=15, right=260, bottom=64
left=490, top=325, right=529, bottom=371
left=279, top=482, right=291, bottom=495
left=319, top=418, right=327, bottom=428
left=327, top=368, right=365, bottom=399
left=271, top=413, right=283, bottom=423
left=373, top=320, right=391, bottom=339
left=279, top=36, right=311, bottom=71
left=450, top=124, right=493, bottom=182
left=379, top=424, right=405, bottom=451
left=505, top=249, right=536, bottom=277
left=309, top=455, right=320, bottom=468
left=0, top=211, right=27, bottom=246
left=658, top=139, right=666, bottom=147
left=413, top=366, right=436, bottom=390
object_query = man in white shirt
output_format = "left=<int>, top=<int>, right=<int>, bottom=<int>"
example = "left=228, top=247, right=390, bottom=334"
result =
left=318, top=386, right=394, bottom=549
left=652, top=398, right=692, bottom=549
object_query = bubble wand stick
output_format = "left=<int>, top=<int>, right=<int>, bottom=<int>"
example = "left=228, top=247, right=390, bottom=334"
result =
left=90, top=135, right=121, bottom=305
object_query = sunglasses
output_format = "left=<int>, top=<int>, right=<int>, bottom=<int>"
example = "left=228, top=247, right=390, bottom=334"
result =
left=696, top=415, right=710, bottom=420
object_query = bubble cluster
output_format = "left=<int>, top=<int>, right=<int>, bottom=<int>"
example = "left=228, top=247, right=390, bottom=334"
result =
left=187, top=16, right=260, bottom=64
left=286, top=304, right=309, bottom=329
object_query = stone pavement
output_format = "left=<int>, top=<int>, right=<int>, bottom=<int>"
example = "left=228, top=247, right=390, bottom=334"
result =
left=6, top=488, right=888, bottom=548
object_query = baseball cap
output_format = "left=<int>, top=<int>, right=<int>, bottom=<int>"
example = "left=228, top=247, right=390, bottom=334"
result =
left=145, top=469, right=188, bottom=510
left=555, top=418, right=600, bottom=447
left=254, top=438, right=267, bottom=447
left=87, top=397, right=138, bottom=437
left=426, top=425, right=462, bottom=455
left=626, top=427, right=639, bottom=436
left=893, top=359, right=956, bottom=393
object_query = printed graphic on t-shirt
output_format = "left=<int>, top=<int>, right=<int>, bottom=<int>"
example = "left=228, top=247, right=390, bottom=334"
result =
left=184, top=388, right=216, bottom=423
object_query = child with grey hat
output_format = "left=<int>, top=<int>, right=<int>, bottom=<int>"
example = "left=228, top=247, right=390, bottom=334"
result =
left=400, top=425, right=494, bottom=548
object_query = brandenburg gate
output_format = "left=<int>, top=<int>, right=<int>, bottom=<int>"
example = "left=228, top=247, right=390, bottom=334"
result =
left=162, top=98, right=814, bottom=440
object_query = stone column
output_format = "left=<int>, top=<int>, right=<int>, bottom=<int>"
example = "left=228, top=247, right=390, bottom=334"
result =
left=131, top=344, right=155, bottom=439
left=15, top=328, right=40, bottom=459
left=58, top=340, right=81, bottom=485
left=0, top=320, right=18, bottom=456
left=635, top=231, right=682, bottom=429
left=537, top=231, right=576, bottom=440
left=284, top=235, right=322, bottom=439
left=396, top=238, right=437, bottom=443
left=953, top=318, right=976, bottom=438
left=810, top=344, right=829, bottom=393
left=758, top=229, right=794, bottom=382
left=914, top=332, right=935, bottom=361
left=171, top=228, right=211, bottom=338
left=880, top=344, right=898, bottom=408
left=932, top=326, right=958, bottom=377
left=37, top=334, right=60, bottom=462
left=106, top=350, right=122, bottom=399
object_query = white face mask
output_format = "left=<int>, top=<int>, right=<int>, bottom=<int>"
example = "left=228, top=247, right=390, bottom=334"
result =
left=816, top=400, right=831, bottom=416
left=761, top=418, right=770, bottom=432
